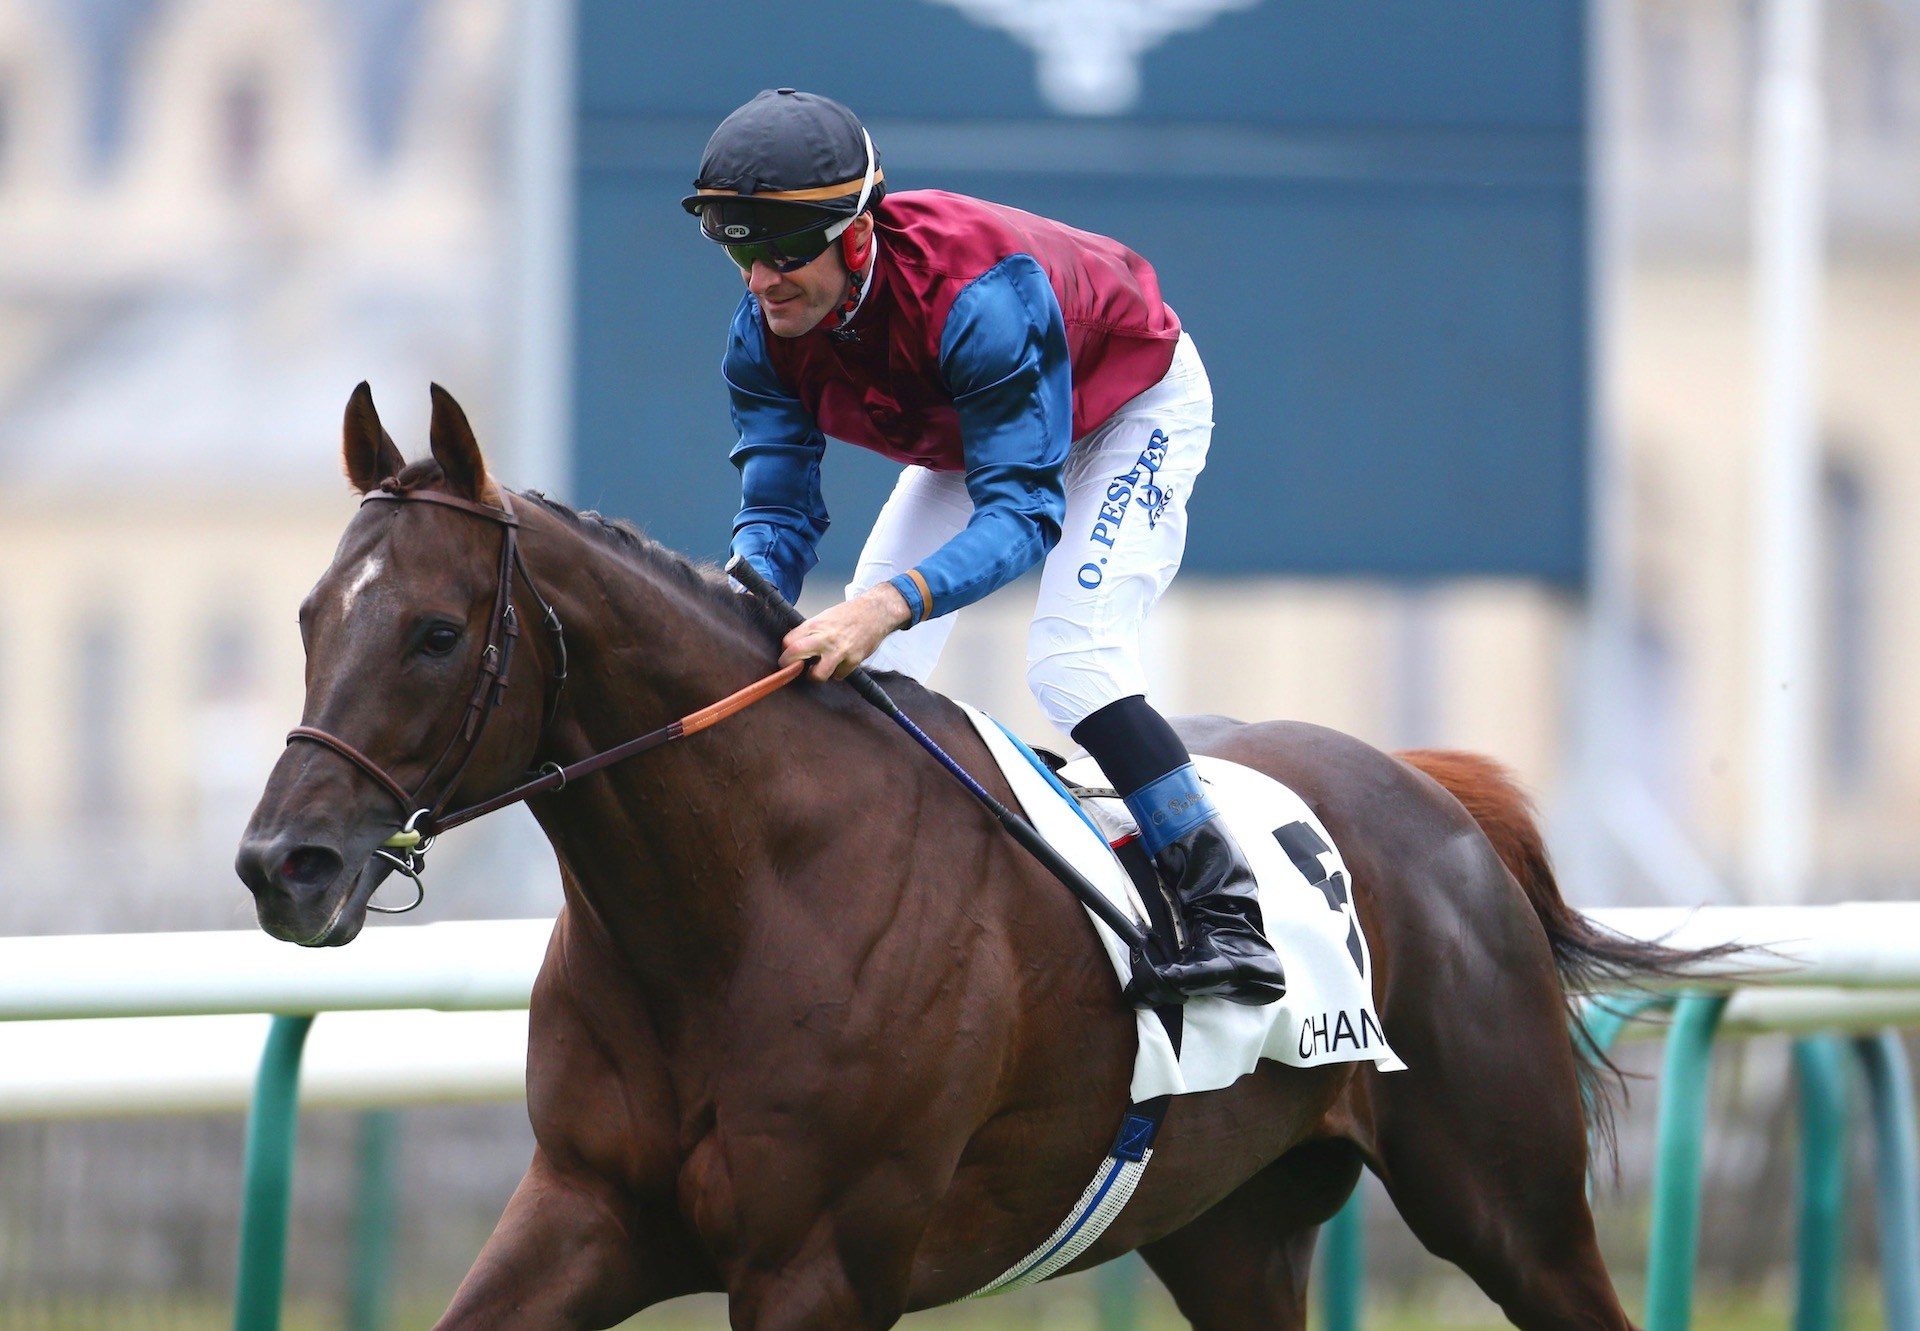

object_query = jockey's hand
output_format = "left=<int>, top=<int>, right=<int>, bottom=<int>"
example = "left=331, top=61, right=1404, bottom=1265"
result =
left=780, top=583, right=914, bottom=682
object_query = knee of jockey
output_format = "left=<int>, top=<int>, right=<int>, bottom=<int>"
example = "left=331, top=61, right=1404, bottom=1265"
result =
left=1024, top=658, right=1085, bottom=736
left=1026, top=643, right=1147, bottom=738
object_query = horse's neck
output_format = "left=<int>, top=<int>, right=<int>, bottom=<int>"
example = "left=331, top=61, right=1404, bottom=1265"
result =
left=520, top=512, right=806, bottom=990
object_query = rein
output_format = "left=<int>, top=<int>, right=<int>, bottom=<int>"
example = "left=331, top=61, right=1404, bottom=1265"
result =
left=284, top=485, right=802, bottom=911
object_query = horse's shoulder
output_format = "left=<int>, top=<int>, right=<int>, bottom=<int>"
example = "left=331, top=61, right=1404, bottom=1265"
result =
left=527, top=911, right=688, bottom=1182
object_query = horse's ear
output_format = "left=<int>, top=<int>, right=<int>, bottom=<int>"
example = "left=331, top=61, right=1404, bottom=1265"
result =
left=343, top=382, right=405, bottom=494
left=428, top=383, right=492, bottom=501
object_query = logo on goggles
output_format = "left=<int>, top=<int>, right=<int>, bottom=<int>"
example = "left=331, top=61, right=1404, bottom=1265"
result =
left=724, top=224, right=751, bottom=239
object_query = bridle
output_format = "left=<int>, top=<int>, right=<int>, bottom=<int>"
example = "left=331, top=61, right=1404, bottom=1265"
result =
left=284, top=483, right=801, bottom=913
left=285, top=485, right=565, bottom=909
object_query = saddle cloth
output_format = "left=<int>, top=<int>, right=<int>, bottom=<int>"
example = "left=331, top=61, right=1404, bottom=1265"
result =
left=959, top=705, right=1404, bottom=1100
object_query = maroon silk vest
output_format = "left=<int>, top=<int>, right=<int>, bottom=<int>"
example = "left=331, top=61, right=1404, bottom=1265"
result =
left=759, top=190, right=1182, bottom=471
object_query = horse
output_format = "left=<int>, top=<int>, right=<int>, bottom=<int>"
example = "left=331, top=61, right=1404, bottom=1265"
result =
left=237, top=383, right=1708, bottom=1330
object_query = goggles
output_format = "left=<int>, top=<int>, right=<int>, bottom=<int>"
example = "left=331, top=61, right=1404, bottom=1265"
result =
left=721, top=215, right=853, bottom=273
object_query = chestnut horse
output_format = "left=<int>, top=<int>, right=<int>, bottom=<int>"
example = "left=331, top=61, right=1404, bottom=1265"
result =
left=239, top=385, right=1696, bottom=1330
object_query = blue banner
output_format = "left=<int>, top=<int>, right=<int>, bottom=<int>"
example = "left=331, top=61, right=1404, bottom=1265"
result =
left=572, top=1, right=1588, bottom=583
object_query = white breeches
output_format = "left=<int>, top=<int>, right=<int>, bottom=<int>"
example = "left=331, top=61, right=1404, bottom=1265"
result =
left=848, top=330, right=1214, bottom=736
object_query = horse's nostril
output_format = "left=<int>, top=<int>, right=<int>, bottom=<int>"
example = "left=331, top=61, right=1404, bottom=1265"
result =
left=278, top=845, right=344, bottom=891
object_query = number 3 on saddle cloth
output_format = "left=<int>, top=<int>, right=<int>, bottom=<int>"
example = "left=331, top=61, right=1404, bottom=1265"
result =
left=953, top=704, right=1404, bottom=1300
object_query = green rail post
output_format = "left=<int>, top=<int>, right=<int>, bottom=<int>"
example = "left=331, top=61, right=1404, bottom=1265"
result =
left=233, top=1014, right=315, bottom=1331
left=1644, top=991, right=1729, bottom=1331
left=1580, top=994, right=1673, bottom=1205
left=1791, top=1038, right=1850, bottom=1331
left=1319, top=1188, right=1365, bottom=1331
left=1855, top=1032, right=1920, bottom=1331
left=1582, top=993, right=1671, bottom=1059
left=349, top=1109, right=401, bottom=1331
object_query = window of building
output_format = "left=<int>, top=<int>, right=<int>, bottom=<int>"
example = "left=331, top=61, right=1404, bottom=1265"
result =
left=75, top=613, right=126, bottom=821
left=1861, top=11, right=1907, bottom=140
left=0, top=69, right=14, bottom=185
left=198, top=614, right=255, bottom=703
left=1643, top=8, right=1691, bottom=144
left=1628, top=611, right=1687, bottom=815
left=221, top=75, right=266, bottom=193
left=1821, top=458, right=1873, bottom=791
left=1737, top=0, right=1764, bottom=121
left=195, top=612, right=268, bottom=845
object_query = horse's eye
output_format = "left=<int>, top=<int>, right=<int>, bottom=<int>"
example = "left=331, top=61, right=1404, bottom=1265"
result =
left=422, top=626, right=461, bottom=656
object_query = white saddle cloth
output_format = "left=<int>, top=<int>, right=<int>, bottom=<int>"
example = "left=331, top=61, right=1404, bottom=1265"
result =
left=960, top=705, right=1404, bottom=1101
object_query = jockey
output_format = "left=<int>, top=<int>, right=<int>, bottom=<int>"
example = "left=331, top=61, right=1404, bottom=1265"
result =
left=685, top=89, right=1284, bottom=1009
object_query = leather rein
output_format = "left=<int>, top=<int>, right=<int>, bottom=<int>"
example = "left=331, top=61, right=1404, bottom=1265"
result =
left=283, top=484, right=803, bottom=912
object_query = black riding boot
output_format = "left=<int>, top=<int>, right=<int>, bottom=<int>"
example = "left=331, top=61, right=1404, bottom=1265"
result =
left=1072, top=697, right=1287, bottom=1009
left=1124, top=787, right=1287, bottom=1007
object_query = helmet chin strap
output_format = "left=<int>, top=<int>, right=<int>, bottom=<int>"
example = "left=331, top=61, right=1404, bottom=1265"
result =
left=830, top=129, right=879, bottom=337
left=831, top=245, right=877, bottom=335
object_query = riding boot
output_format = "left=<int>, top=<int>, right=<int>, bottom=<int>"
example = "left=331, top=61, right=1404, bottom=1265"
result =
left=1134, top=813, right=1286, bottom=1005
left=1069, top=697, right=1286, bottom=1010
left=1117, top=765, right=1286, bottom=1007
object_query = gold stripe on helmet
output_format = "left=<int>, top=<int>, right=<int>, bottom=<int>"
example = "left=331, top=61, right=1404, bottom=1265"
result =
left=695, top=170, right=885, bottom=204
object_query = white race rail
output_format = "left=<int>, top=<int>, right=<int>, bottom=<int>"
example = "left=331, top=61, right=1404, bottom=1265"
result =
left=0, top=918, right=548, bottom=1020
left=0, top=919, right=549, bottom=1121
left=2, top=906, right=1918, bottom=1119
left=1590, top=905, right=1920, bottom=988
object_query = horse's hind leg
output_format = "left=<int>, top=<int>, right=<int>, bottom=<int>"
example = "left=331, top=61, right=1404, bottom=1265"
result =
left=1363, top=936, right=1635, bottom=1328
left=1137, top=1139, right=1361, bottom=1330
left=1368, top=1105, right=1630, bottom=1331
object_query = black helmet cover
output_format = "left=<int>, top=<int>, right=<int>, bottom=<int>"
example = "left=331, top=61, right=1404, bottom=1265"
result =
left=683, top=89, right=884, bottom=244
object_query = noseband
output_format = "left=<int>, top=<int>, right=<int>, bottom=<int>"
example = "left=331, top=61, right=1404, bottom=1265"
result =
left=282, top=484, right=803, bottom=913
left=286, top=485, right=568, bottom=910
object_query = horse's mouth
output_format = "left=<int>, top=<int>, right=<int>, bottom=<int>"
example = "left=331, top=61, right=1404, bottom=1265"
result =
left=265, top=852, right=397, bottom=948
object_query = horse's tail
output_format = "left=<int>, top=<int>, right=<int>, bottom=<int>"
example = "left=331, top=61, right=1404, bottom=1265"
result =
left=1395, top=748, right=1742, bottom=1157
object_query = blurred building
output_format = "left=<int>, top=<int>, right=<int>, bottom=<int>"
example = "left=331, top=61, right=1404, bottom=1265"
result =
left=1610, top=0, right=1920, bottom=895
left=0, top=4, right=549, bottom=1322
left=0, top=0, right=521, bottom=931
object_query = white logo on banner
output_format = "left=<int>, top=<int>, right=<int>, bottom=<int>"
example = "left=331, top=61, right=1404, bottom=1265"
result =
left=928, top=0, right=1262, bottom=116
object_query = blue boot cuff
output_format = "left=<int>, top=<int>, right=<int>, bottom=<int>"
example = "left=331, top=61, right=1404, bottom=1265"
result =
left=1124, top=764, right=1217, bottom=857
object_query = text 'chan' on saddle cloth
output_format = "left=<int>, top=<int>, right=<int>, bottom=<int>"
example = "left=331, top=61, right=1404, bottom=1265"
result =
left=952, top=704, right=1402, bottom=1298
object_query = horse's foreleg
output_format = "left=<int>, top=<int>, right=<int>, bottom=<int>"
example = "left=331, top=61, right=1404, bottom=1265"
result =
left=687, top=1142, right=923, bottom=1331
left=434, top=1148, right=712, bottom=1330
left=725, top=1231, right=895, bottom=1331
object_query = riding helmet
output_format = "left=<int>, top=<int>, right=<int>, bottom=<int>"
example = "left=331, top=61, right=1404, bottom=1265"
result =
left=682, top=89, right=885, bottom=245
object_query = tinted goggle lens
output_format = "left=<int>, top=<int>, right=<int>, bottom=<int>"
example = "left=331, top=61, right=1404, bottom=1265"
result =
left=722, top=224, right=840, bottom=273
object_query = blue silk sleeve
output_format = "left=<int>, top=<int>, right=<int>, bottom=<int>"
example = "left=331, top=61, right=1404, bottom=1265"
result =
left=888, top=255, right=1072, bottom=622
left=724, top=294, right=829, bottom=603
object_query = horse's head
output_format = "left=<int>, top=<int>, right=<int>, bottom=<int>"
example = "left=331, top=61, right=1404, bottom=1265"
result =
left=235, top=383, right=551, bottom=945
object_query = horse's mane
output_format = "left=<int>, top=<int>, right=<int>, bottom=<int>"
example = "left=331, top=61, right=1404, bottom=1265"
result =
left=527, top=492, right=806, bottom=647
left=386, top=462, right=951, bottom=730
left=385, top=460, right=793, bottom=647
